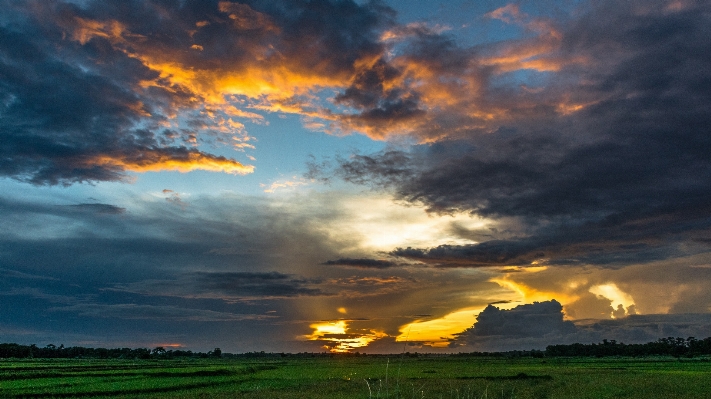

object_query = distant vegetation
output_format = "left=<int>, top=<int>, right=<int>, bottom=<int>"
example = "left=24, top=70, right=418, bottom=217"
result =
left=2, top=336, right=711, bottom=359
left=545, top=337, right=711, bottom=358
left=0, top=343, right=222, bottom=359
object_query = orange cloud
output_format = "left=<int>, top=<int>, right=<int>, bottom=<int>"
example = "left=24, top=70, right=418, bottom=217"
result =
left=92, top=151, right=254, bottom=175
left=490, top=268, right=579, bottom=306
left=62, top=12, right=458, bottom=143
left=62, top=10, right=353, bottom=149
left=218, top=1, right=279, bottom=32
left=480, top=4, right=588, bottom=74
left=59, top=2, right=594, bottom=148
left=71, top=17, right=127, bottom=45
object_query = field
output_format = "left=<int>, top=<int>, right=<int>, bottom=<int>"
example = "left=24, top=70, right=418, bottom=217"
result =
left=2, top=355, right=711, bottom=398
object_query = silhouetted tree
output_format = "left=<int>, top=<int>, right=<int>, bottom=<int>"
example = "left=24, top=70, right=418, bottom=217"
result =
left=151, top=346, right=167, bottom=358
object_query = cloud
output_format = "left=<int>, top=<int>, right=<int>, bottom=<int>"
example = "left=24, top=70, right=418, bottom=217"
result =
left=322, top=258, right=399, bottom=269
left=261, top=177, right=309, bottom=193
left=1, top=188, right=514, bottom=352
left=455, top=300, right=711, bottom=351
left=0, top=0, right=396, bottom=184
left=319, top=0, right=711, bottom=268
left=191, top=271, right=328, bottom=299
left=0, top=2, right=257, bottom=185
left=391, top=241, right=546, bottom=268
left=324, top=275, right=415, bottom=298
left=452, top=257, right=711, bottom=320
left=50, top=303, right=270, bottom=322
left=572, top=314, right=711, bottom=344
left=6, top=0, right=710, bottom=189
left=162, top=189, right=187, bottom=209
left=4, top=186, right=710, bottom=352
left=460, top=300, right=575, bottom=340
left=65, top=203, right=126, bottom=214
left=0, top=268, right=59, bottom=281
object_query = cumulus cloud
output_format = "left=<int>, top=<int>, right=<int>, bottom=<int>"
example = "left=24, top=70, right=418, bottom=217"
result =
left=456, top=300, right=575, bottom=350
left=455, top=299, right=711, bottom=351
left=455, top=300, right=711, bottom=351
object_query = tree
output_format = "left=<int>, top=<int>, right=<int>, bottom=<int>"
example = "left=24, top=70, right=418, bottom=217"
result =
left=209, top=348, right=222, bottom=358
left=152, top=347, right=167, bottom=358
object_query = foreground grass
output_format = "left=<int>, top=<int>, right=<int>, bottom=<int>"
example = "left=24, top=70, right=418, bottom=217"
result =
left=1, top=356, right=711, bottom=398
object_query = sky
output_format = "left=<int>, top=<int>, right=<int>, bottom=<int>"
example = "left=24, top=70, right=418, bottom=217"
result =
left=1, top=0, right=711, bottom=354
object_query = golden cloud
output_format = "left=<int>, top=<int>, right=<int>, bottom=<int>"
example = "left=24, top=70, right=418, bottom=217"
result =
left=92, top=151, right=254, bottom=175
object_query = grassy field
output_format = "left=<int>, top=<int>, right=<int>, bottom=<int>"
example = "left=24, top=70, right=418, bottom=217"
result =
left=2, top=355, right=711, bottom=398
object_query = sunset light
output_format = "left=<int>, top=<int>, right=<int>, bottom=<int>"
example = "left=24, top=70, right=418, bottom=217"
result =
left=1, top=0, right=710, bottom=358
left=396, top=307, right=486, bottom=348
left=305, top=321, right=388, bottom=353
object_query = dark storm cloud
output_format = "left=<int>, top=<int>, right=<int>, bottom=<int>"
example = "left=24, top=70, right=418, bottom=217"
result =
left=391, top=241, right=544, bottom=268
left=0, top=192, right=365, bottom=350
left=0, top=5, right=252, bottom=183
left=0, top=0, right=396, bottom=184
left=460, top=300, right=575, bottom=339
left=115, top=271, right=419, bottom=301
left=323, top=275, right=414, bottom=298
left=455, top=301, right=711, bottom=351
left=50, top=303, right=270, bottom=322
left=0, top=193, right=350, bottom=282
left=322, top=0, right=711, bottom=267
left=388, top=213, right=703, bottom=267
left=329, top=21, right=487, bottom=140
left=333, top=51, right=426, bottom=136
left=322, top=257, right=399, bottom=269
left=192, top=271, right=328, bottom=299
left=70, top=0, right=391, bottom=76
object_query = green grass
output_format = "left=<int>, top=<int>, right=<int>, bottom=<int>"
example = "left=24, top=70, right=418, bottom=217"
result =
left=1, top=356, right=711, bottom=398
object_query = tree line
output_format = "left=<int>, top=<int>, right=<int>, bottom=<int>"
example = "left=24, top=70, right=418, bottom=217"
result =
left=545, top=337, right=711, bottom=357
left=2, top=337, right=711, bottom=358
left=0, top=343, right=222, bottom=359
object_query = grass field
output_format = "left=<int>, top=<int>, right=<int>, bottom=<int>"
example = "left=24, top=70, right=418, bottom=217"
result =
left=2, top=355, right=711, bottom=398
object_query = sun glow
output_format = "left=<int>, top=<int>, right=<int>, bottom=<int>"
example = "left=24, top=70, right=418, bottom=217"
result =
left=396, top=307, right=485, bottom=347
left=589, top=283, right=636, bottom=318
left=153, top=343, right=183, bottom=348
left=488, top=267, right=579, bottom=307
left=335, top=196, right=489, bottom=252
left=305, top=320, right=388, bottom=353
